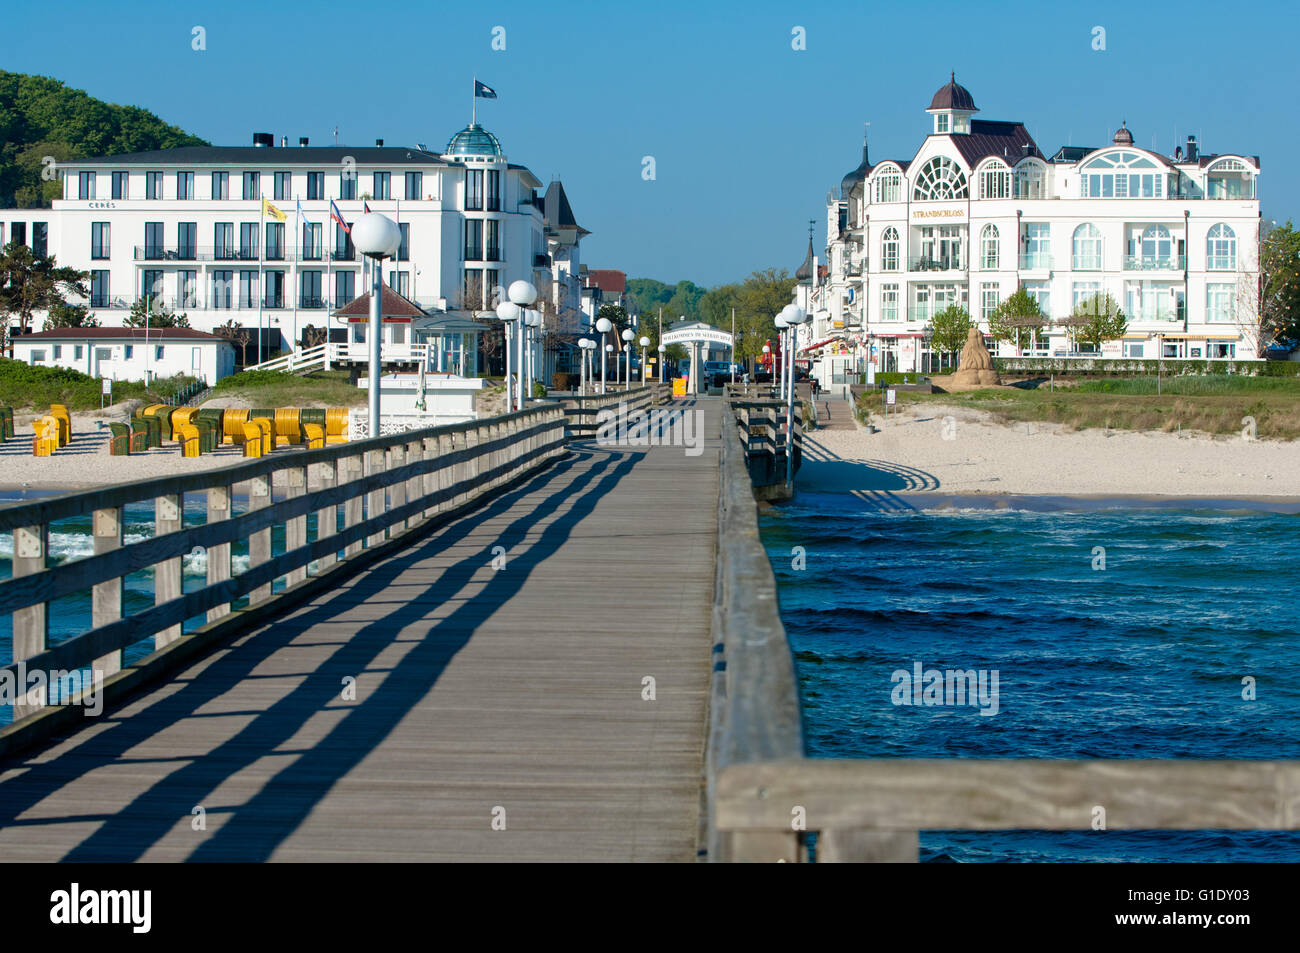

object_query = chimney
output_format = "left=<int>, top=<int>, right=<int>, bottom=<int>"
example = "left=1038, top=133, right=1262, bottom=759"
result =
left=252, top=132, right=274, bottom=148
left=1186, top=135, right=1198, bottom=162
left=281, top=136, right=288, bottom=147
left=1175, top=145, right=1183, bottom=161
left=299, top=136, right=309, bottom=147
left=375, top=138, right=384, bottom=147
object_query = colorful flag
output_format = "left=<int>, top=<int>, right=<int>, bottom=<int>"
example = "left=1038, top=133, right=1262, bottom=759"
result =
left=261, top=198, right=286, bottom=222
left=362, top=200, right=372, bottom=214
left=474, top=80, right=497, bottom=99
left=330, top=199, right=350, bottom=233
left=296, top=199, right=317, bottom=225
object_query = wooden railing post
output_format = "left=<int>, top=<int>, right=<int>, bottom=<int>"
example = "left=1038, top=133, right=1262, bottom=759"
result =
left=405, top=437, right=425, bottom=525
left=343, top=454, right=364, bottom=558
left=12, top=524, right=47, bottom=720
left=421, top=435, right=439, bottom=518
left=284, top=465, right=308, bottom=588
left=248, top=473, right=272, bottom=606
left=460, top=429, right=477, bottom=507
left=155, top=493, right=183, bottom=647
left=388, top=441, right=408, bottom=532
left=366, top=447, right=387, bottom=548
left=204, top=487, right=232, bottom=624
left=91, top=506, right=124, bottom=677
left=314, top=459, right=339, bottom=572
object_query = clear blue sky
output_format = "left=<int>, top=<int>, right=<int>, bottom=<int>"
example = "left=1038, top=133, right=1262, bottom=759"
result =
left=3, top=0, right=1295, bottom=286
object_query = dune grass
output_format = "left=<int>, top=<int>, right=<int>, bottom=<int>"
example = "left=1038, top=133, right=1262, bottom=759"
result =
left=208, top=368, right=365, bottom=407
left=0, top=358, right=197, bottom=412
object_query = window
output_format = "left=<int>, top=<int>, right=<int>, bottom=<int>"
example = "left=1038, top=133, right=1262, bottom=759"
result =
left=178, top=222, right=197, bottom=259
left=29, top=350, right=46, bottom=365
left=53, top=345, right=62, bottom=359
left=335, top=221, right=354, bottom=260
left=125, top=345, right=134, bottom=360
left=1123, top=342, right=1145, bottom=358
left=274, top=172, right=292, bottom=201
left=1209, top=342, right=1237, bottom=359
left=936, top=113, right=950, bottom=133
left=1206, top=283, right=1235, bottom=323
left=78, top=171, right=96, bottom=200
left=32, top=222, right=47, bottom=258
left=10, top=222, right=24, bottom=246
left=874, top=171, right=902, bottom=203
left=485, top=220, right=499, bottom=261
left=1080, top=151, right=1163, bottom=199
left=335, top=270, right=354, bottom=306
left=211, top=171, right=229, bottom=200
left=462, top=268, right=484, bottom=309
left=980, top=283, right=999, bottom=321
left=263, top=270, right=285, bottom=308
left=1207, top=159, right=1254, bottom=199
left=338, top=170, right=355, bottom=200
left=980, top=163, right=1010, bottom=199
left=90, top=270, right=110, bottom=307
left=144, top=221, right=165, bottom=258
left=145, top=171, right=163, bottom=200
left=373, top=171, right=391, bottom=200
left=142, top=269, right=164, bottom=303
left=211, top=271, right=234, bottom=309
left=214, top=222, right=234, bottom=259
left=239, top=270, right=259, bottom=308
left=242, top=172, right=260, bottom=200
left=1023, top=281, right=1051, bottom=320
left=464, top=219, right=483, bottom=260
left=179, top=270, right=197, bottom=308
left=918, top=225, right=963, bottom=270
left=1014, top=162, right=1045, bottom=199
left=881, top=226, right=899, bottom=271
left=465, top=169, right=483, bottom=210
left=73, top=345, right=84, bottom=361
left=192, top=347, right=202, bottom=371
left=912, top=156, right=968, bottom=200
left=300, top=270, right=323, bottom=308
left=156, top=346, right=164, bottom=361
left=405, top=171, right=422, bottom=200
left=980, top=224, right=999, bottom=269
left=1072, top=223, right=1103, bottom=270
left=112, top=171, right=129, bottom=199
left=1207, top=223, right=1236, bottom=271
left=486, top=170, right=501, bottom=210
left=398, top=223, right=410, bottom=261
left=91, top=222, right=110, bottom=259
left=239, top=222, right=259, bottom=260
left=914, top=287, right=931, bottom=322
left=880, top=284, right=899, bottom=321
left=1125, top=281, right=1176, bottom=321
left=1021, top=223, right=1050, bottom=269
left=176, top=171, right=194, bottom=200
left=302, top=222, right=322, bottom=260
left=1072, top=282, right=1102, bottom=312
left=265, top=221, right=284, bottom=260
left=306, top=172, right=324, bottom=200
left=387, top=270, right=410, bottom=296
left=1127, top=224, right=1181, bottom=269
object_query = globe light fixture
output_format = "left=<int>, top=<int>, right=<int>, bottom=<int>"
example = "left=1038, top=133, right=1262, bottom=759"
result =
left=350, top=212, right=402, bottom=437
left=595, top=318, right=613, bottom=393
left=497, top=301, right=521, bottom=410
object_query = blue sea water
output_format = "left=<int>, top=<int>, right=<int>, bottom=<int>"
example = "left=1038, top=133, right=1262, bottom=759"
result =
left=761, top=492, right=1300, bottom=862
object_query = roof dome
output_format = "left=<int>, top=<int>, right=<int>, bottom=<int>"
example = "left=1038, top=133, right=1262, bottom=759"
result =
left=795, top=236, right=815, bottom=282
left=840, top=140, right=871, bottom=198
left=445, top=123, right=503, bottom=157
left=928, top=72, right=977, bottom=112
left=1112, top=121, right=1133, bottom=145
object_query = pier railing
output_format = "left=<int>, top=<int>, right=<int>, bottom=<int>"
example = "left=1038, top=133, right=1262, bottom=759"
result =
left=561, top=384, right=669, bottom=439
left=0, top=404, right=567, bottom=751
left=706, top=408, right=1300, bottom=861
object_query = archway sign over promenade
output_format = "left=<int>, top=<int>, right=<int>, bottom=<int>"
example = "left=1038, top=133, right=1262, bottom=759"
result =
left=663, top=322, right=733, bottom=394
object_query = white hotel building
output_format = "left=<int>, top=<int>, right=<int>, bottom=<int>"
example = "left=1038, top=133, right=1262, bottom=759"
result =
left=1, top=123, right=589, bottom=368
left=807, top=76, right=1261, bottom=376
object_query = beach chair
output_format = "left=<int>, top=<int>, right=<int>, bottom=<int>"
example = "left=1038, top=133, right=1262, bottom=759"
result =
left=274, top=407, right=300, bottom=447
left=175, top=424, right=201, bottom=457
left=301, top=423, right=325, bottom=449
left=223, top=408, right=249, bottom=445
left=32, top=416, right=60, bottom=456
left=128, top=419, right=150, bottom=453
left=107, top=422, right=131, bottom=456
left=49, top=405, right=71, bottom=447
left=325, top=407, right=349, bottom=445
left=241, top=421, right=264, bottom=457
left=169, top=408, right=197, bottom=443
left=0, top=407, right=13, bottom=442
left=249, top=417, right=274, bottom=455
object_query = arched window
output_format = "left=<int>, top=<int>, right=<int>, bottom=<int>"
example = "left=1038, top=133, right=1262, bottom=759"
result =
left=980, top=224, right=999, bottom=269
left=1014, top=161, right=1045, bottom=199
left=1072, top=223, right=1102, bottom=271
left=912, top=156, right=968, bottom=200
left=980, top=162, right=1010, bottom=199
left=1207, top=223, right=1236, bottom=271
left=1141, top=224, right=1172, bottom=261
left=873, top=168, right=903, bottom=204
left=1081, top=150, right=1164, bottom=198
left=881, top=226, right=899, bottom=271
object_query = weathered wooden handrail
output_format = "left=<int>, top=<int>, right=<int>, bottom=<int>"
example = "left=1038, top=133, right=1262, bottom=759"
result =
left=1, top=404, right=568, bottom=737
left=560, top=384, right=669, bottom=439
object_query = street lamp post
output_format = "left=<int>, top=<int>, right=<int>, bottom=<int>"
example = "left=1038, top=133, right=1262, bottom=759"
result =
left=496, top=301, right=520, bottom=412
left=639, top=336, right=650, bottom=384
left=657, top=342, right=666, bottom=383
left=781, top=306, right=809, bottom=490
left=621, top=328, right=634, bottom=390
left=508, top=282, right=537, bottom=409
left=596, top=317, right=613, bottom=393
left=351, top=212, right=402, bottom=437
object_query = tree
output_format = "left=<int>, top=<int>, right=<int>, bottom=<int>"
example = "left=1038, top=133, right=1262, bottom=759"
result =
left=1063, top=292, right=1127, bottom=353
left=124, top=296, right=190, bottom=328
left=1236, top=220, right=1300, bottom=353
left=988, top=287, right=1047, bottom=352
left=44, top=300, right=99, bottom=329
left=732, top=268, right=797, bottom=365
left=214, top=319, right=252, bottom=365
left=0, top=241, right=89, bottom=351
left=927, top=304, right=973, bottom=357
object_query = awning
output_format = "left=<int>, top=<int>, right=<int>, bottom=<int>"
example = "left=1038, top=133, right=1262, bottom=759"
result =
left=799, top=334, right=844, bottom=354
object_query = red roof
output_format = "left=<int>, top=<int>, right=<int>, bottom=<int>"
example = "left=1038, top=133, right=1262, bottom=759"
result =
left=585, top=269, right=626, bottom=294
left=332, top=284, right=426, bottom=322
left=18, top=327, right=226, bottom=341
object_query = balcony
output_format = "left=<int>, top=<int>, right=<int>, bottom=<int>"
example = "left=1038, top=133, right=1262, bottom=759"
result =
left=298, top=296, right=327, bottom=310
left=133, top=245, right=364, bottom=264
left=1019, top=252, right=1053, bottom=270
left=1124, top=255, right=1186, bottom=271
left=907, top=255, right=964, bottom=272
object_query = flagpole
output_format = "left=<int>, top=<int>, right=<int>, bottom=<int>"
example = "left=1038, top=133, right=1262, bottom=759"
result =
left=293, top=200, right=300, bottom=358
left=258, top=198, right=264, bottom=368
left=472, top=76, right=476, bottom=125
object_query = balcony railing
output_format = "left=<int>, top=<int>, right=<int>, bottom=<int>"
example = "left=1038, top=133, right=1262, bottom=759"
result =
left=1206, top=256, right=1237, bottom=271
left=1124, top=254, right=1186, bottom=271
left=907, top=255, right=964, bottom=272
left=298, top=296, right=327, bottom=309
left=133, top=245, right=365, bottom=264
left=1018, top=252, right=1053, bottom=270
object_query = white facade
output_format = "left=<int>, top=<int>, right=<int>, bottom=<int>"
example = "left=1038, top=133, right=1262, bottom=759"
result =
left=2, top=123, right=586, bottom=372
left=12, top=328, right=234, bottom=385
left=810, top=78, right=1262, bottom=376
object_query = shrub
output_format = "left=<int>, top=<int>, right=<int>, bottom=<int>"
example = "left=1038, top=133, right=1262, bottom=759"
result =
left=551, top=372, right=578, bottom=391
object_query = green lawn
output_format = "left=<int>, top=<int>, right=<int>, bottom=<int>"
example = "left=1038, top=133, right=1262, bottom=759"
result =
left=860, top=375, right=1300, bottom=440
left=207, top=368, right=365, bottom=407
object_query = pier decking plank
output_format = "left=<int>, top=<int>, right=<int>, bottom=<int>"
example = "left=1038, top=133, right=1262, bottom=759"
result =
left=0, top=401, right=720, bottom=862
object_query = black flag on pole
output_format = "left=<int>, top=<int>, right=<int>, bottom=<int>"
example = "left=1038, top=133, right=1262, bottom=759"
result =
left=474, top=80, right=498, bottom=99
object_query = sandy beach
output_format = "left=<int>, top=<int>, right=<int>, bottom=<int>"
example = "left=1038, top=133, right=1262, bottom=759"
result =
left=799, top=401, right=1300, bottom=501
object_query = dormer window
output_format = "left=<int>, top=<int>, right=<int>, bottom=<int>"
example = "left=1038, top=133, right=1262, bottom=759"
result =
left=936, top=113, right=950, bottom=134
